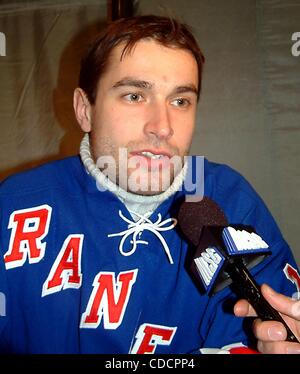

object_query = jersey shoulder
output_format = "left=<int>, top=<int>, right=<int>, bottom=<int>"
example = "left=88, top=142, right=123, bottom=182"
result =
left=0, top=156, right=82, bottom=197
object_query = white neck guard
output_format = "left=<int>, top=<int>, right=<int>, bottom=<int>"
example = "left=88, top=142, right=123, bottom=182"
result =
left=79, top=133, right=187, bottom=220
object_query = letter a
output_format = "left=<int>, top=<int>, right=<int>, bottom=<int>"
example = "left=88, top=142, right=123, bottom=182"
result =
left=42, top=234, right=83, bottom=297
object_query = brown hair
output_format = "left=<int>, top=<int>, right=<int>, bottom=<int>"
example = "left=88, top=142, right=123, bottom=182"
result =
left=79, top=15, right=205, bottom=104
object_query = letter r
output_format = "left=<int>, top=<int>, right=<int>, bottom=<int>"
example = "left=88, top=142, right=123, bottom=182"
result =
left=4, top=205, right=52, bottom=269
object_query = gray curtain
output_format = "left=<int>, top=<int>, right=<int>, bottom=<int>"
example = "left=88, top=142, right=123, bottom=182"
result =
left=0, top=0, right=107, bottom=176
left=0, top=0, right=299, bottom=265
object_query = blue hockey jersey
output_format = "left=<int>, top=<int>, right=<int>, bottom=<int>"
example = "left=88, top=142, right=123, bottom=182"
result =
left=0, top=156, right=298, bottom=353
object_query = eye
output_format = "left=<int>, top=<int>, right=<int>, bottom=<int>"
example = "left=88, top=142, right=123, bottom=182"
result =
left=171, top=97, right=191, bottom=108
left=122, top=93, right=144, bottom=103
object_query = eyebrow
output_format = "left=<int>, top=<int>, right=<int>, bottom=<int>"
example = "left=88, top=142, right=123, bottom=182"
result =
left=112, top=77, right=198, bottom=96
left=172, top=84, right=198, bottom=97
left=112, top=78, right=153, bottom=90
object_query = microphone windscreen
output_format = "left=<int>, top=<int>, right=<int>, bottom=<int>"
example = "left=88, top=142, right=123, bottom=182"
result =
left=178, top=196, right=228, bottom=246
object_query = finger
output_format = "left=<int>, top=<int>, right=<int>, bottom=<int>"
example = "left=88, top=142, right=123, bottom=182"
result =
left=252, top=318, right=287, bottom=342
left=257, top=340, right=300, bottom=354
left=261, top=284, right=300, bottom=320
left=234, top=299, right=257, bottom=317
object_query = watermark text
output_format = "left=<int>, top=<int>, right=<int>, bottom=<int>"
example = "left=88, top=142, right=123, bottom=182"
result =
left=95, top=149, right=204, bottom=202
left=291, top=32, right=300, bottom=57
left=0, top=292, right=6, bottom=316
left=0, top=32, right=6, bottom=57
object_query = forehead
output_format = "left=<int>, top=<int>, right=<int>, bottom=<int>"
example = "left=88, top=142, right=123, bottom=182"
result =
left=102, top=39, right=198, bottom=87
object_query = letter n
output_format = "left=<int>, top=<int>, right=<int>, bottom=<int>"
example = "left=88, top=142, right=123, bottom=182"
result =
left=80, top=269, right=138, bottom=330
left=4, top=205, right=52, bottom=269
left=130, top=323, right=177, bottom=354
left=42, top=234, right=84, bottom=297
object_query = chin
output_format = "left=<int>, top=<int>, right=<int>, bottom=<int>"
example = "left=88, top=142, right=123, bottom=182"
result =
left=127, top=187, right=167, bottom=196
left=126, top=170, right=175, bottom=196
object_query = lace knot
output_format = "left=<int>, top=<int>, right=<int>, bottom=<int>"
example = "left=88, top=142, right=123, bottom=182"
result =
left=108, top=210, right=177, bottom=264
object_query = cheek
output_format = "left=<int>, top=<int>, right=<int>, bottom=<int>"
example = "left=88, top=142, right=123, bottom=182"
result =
left=108, top=107, right=145, bottom=143
left=172, top=114, right=196, bottom=150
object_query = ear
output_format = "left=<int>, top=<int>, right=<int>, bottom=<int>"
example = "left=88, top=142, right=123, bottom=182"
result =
left=73, top=88, right=92, bottom=132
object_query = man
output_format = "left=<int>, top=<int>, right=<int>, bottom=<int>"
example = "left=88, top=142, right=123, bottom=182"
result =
left=0, top=15, right=299, bottom=354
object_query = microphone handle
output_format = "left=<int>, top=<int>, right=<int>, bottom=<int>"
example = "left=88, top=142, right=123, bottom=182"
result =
left=226, top=259, right=299, bottom=343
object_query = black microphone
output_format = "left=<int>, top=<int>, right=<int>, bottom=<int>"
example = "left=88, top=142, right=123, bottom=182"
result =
left=178, top=197, right=299, bottom=343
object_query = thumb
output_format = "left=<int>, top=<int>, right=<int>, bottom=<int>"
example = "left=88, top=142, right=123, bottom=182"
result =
left=261, top=284, right=300, bottom=320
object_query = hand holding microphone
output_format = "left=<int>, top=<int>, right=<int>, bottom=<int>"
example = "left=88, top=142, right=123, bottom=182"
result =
left=234, top=284, right=300, bottom=353
left=178, top=197, right=300, bottom=345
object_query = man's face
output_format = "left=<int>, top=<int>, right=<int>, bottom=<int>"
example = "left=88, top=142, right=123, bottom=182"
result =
left=86, top=39, right=198, bottom=195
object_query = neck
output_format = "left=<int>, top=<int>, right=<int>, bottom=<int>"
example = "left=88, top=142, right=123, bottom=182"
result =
left=79, top=133, right=187, bottom=220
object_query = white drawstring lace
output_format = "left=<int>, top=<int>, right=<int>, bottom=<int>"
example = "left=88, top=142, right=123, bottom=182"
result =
left=108, top=210, right=177, bottom=264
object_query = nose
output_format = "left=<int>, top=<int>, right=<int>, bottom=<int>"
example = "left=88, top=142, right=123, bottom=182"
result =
left=143, top=101, right=173, bottom=140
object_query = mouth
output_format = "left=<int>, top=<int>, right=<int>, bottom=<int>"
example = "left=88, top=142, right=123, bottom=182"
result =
left=130, top=150, right=171, bottom=160
left=129, top=149, right=172, bottom=172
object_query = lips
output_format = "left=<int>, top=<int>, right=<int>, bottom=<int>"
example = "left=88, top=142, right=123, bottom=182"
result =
left=129, top=149, right=172, bottom=171
left=130, top=149, right=172, bottom=159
